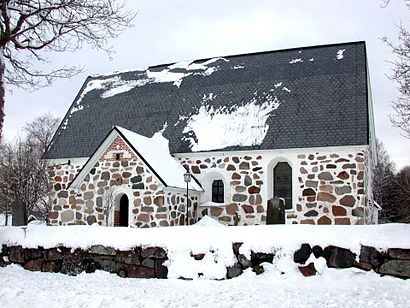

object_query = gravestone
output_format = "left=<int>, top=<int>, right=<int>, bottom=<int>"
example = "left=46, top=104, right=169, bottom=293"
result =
left=12, top=199, right=26, bottom=226
left=266, top=197, right=285, bottom=224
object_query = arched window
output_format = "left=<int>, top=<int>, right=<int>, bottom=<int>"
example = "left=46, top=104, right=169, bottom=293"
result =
left=274, top=162, right=292, bottom=210
left=212, top=180, right=224, bottom=203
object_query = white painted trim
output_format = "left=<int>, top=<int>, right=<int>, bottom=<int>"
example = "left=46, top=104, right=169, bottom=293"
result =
left=45, top=145, right=368, bottom=167
left=44, top=157, right=88, bottom=167
left=173, top=144, right=368, bottom=159
left=197, top=170, right=230, bottom=205
left=266, top=157, right=296, bottom=212
left=109, top=187, right=132, bottom=227
left=69, top=130, right=118, bottom=189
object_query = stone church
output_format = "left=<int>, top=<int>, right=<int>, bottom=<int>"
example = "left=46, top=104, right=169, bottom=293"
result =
left=44, top=41, right=378, bottom=227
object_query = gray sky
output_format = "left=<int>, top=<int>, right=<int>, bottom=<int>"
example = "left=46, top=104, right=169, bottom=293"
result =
left=4, top=0, right=410, bottom=169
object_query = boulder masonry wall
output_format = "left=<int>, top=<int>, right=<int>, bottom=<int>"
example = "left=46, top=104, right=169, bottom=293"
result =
left=1, top=243, right=409, bottom=280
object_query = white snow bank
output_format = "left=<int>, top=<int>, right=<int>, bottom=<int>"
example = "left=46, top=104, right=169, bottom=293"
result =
left=1, top=264, right=409, bottom=308
left=0, top=214, right=11, bottom=226
left=182, top=93, right=280, bottom=151
left=194, top=215, right=226, bottom=227
left=1, top=224, right=410, bottom=280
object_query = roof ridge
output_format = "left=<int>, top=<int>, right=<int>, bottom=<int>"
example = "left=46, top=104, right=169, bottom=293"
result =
left=87, top=41, right=366, bottom=79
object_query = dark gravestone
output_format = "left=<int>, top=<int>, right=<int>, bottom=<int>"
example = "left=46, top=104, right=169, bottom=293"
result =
left=12, top=199, right=26, bottom=226
left=266, top=197, right=285, bottom=224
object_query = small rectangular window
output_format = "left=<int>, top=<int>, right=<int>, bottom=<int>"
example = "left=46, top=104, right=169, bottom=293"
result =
left=115, top=153, right=120, bottom=160
left=212, top=180, right=224, bottom=203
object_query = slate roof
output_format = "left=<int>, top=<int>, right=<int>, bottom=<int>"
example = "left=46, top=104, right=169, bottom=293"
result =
left=44, top=41, right=370, bottom=159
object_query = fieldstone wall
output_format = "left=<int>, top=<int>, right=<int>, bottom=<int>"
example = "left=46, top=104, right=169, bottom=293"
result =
left=293, top=244, right=410, bottom=279
left=48, top=163, right=84, bottom=225
left=1, top=243, right=408, bottom=279
left=48, top=144, right=373, bottom=227
left=48, top=136, right=199, bottom=227
left=0, top=245, right=168, bottom=278
left=177, top=148, right=372, bottom=226
left=177, top=154, right=264, bottom=225
left=293, top=150, right=369, bottom=225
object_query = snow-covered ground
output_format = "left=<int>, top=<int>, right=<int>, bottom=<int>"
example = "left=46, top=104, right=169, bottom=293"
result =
left=1, top=221, right=410, bottom=306
left=0, top=263, right=409, bottom=308
left=0, top=214, right=12, bottom=226
left=1, top=222, right=410, bottom=280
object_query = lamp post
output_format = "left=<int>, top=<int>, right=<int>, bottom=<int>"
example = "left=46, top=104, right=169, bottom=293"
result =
left=183, top=171, right=192, bottom=225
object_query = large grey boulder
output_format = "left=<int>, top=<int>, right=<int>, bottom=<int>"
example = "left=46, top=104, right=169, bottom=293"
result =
left=378, top=260, right=410, bottom=279
left=323, top=246, right=356, bottom=268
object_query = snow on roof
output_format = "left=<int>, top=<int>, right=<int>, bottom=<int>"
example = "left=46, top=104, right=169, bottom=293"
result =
left=45, top=41, right=370, bottom=160
left=73, top=57, right=229, bottom=107
left=336, top=49, right=345, bottom=60
left=182, top=92, right=281, bottom=151
left=117, top=126, right=202, bottom=191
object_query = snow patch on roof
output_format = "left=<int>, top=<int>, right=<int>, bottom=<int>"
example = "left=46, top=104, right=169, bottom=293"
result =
left=92, top=67, right=148, bottom=78
left=203, top=93, right=216, bottom=102
left=146, top=70, right=190, bottom=88
left=182, top=93, right=281, bottom=152
left=233, top=65, right=244, bottom=69
left=74, top=57, right=226, bottom=103
left=117, top=127, right=202, bottom=191
left=289, top=58, right=303, bottom=64
left=336, top=49, right=345, bottom=60
left=151, top=122, right=169, bottom=152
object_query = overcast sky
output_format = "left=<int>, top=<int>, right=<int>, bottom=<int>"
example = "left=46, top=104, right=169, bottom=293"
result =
left=4, top=0, right=410, bottom=169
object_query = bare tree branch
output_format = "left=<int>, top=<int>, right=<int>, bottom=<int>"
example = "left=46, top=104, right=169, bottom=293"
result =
left=0, top=113, right=60, bottom=224
left=381, top=1, right=410, bottom=138
left=0, top=0, right=136, bottom=138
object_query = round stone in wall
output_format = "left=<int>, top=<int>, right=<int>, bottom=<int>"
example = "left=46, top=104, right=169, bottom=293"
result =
left=61, top=210, right=74, bottom=222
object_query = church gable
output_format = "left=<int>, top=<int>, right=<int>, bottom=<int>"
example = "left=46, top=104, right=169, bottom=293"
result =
left=100, top=135, right=138, bottom=162
left=48, top=127, right=201, bottom=227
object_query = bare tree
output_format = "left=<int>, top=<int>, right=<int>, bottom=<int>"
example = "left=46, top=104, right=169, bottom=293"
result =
left=0, top=138, right=46, bottom=224
left=381, top=0, right=410, bottom=138
left=0, top=113, right=60, bottom=224
left=102, top=186, right=118, bottom=226
left=393, top=166, right=410, bottom=223
left=24, top=112, right=60, bottom=153
left=0, top=0, right=135, bottom=138
left=373, top=139, right=396, bottom=223
left=0, top=141, right=12, bottom=225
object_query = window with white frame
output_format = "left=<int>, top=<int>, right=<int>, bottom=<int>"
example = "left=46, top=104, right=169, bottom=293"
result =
left=273, top=162, right=292, bottom=210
